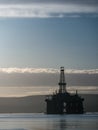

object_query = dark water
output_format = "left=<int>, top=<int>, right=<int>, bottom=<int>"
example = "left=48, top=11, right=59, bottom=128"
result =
left=0, top=113, right=98, bottom=130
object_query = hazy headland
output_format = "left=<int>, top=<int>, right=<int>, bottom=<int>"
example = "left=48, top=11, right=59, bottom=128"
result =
left=0, top=94, right=97, bottom=113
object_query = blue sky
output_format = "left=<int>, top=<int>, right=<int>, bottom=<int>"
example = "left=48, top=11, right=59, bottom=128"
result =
left=0, top=0, right=98, bottom=96
left=0, top=0, right=97, bottom=69
left=0, top=17, right=97, bottom=69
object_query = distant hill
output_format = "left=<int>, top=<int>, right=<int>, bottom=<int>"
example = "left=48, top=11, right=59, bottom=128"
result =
left=0, top=94, right=98, bottom=113
left=82, top=94, right=98, bottom=112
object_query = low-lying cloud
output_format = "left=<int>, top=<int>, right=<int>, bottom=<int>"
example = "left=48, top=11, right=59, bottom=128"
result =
left=0, top=86, right=98, bottom=97
left=0, top=68, right=58, bottom=74
left=0, top=68, right=98, bottom=87
left=0, top=1, right=98, bottom=18
left=0, top=67, right=98, bottom=96
left=0, top=68, right=98, bottom=74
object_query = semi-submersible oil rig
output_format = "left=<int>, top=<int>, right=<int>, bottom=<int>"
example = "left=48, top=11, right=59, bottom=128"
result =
left=45, top=67, right=84, bottom=114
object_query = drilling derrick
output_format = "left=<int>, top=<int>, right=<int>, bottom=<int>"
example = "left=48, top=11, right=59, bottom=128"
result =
left=58, top=67, right=66, bottom=93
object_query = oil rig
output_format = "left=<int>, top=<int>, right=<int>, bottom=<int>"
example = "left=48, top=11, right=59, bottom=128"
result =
left=45, top=67, right=84, bottom=114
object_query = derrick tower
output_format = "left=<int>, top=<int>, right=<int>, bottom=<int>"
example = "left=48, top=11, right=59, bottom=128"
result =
left=58, top=67, right=67, bottom=93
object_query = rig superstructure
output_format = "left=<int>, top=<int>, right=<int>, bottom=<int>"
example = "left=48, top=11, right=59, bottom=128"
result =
left=45, top=67, right=84, bottom=114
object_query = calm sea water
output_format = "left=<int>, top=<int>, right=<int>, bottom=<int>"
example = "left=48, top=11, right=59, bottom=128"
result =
left=0, top=113, right=98, bottom=130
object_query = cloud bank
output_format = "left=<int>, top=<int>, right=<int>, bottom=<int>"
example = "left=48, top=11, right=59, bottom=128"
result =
left=0, top=68, right=98, bottom=87
left=0, top=86, right=98, bottom=97
left=0, top=0, right=98, bottom=18
left=0, top=67, right=98, bottom=96
left=0, top=68, right=98, bottom=74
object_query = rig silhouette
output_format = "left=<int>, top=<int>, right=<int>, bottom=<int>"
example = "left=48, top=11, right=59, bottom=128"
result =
left=45, top=67, right=84, bottom=114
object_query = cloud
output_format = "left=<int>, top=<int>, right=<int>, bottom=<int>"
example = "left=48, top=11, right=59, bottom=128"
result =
left=0, top=0, right=98, bottom=5
left=0, top=68, right=98, bottom=87
left=0, top=86, right=98, bottom=97
left=0, top=67, right=98, bottom=96
left=64, top=69, right=98, bottom=74
left=0, top=68, right=58, bottom=74
left=0, top=68, right=98, bottom=74
left=67, top=86, right=98, bottom=94
left=0, top=1, right=97, bottom=18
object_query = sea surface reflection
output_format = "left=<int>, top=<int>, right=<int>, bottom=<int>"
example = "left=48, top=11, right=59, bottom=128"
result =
left=0, top=113, right=98, bottom=130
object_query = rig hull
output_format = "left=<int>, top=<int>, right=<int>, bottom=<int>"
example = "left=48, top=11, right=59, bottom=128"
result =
left=45, top=92, right=84, bottom=114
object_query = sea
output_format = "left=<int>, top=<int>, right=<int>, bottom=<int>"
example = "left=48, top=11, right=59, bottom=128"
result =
left=0, top=113, right=98, bottom=130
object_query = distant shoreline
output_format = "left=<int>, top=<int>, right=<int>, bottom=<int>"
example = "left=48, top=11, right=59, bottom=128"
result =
left=0, top=94, right=98, bottom=113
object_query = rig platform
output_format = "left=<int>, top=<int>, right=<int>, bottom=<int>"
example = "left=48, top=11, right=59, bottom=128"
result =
left=45, top=67, right=84, bottom=114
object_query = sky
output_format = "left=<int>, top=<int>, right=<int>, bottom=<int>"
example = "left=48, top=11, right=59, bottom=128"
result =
left=0, top=0, right=98, bottom=97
